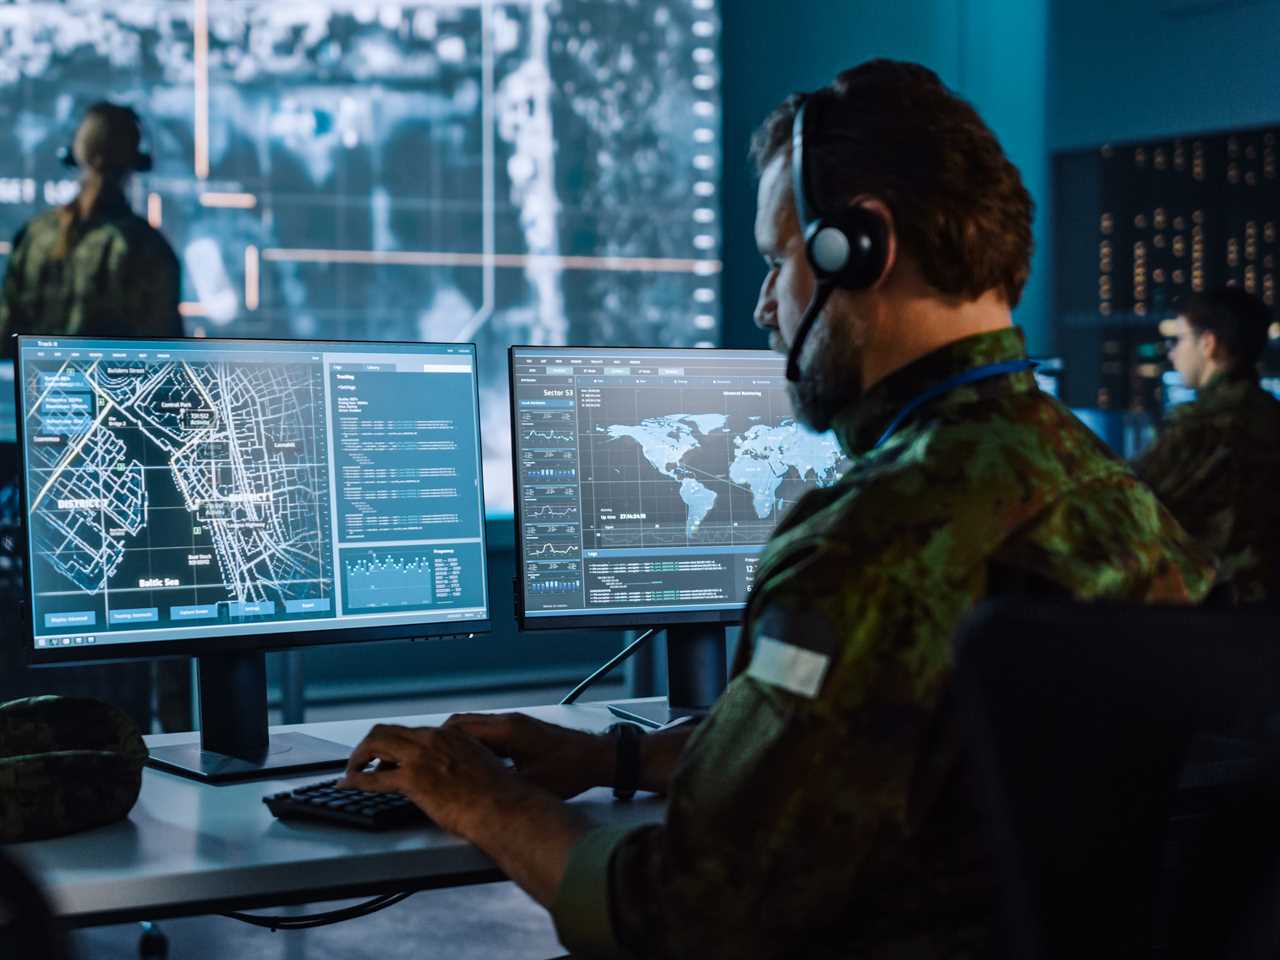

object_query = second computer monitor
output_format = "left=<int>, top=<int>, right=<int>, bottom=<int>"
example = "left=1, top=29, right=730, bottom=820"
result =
left=510, top=346, right=852, bottom=629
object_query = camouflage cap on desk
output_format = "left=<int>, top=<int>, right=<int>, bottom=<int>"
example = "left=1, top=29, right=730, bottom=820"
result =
left=0, top=696, right=148, bottom=842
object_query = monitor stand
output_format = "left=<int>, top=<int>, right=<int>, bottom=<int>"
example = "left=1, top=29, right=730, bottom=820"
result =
left=147, top=650, right=349, bottom=785
left=607, top=623, right=728, bottom=729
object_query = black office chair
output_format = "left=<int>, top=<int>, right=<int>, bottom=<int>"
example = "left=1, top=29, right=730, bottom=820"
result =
left=0, top=848, right=72, bottom=960
left=954, top=599, right=1280, bottom=960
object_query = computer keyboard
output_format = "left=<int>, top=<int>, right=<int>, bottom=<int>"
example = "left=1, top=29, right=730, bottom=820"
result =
left=263, top=778, right=431, bottom=831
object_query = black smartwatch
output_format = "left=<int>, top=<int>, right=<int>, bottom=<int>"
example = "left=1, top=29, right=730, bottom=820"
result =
left=608, top=722, right=644, bottom=801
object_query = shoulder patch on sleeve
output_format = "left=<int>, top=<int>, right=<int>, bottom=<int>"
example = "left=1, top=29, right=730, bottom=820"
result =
left=745, top=603, right=839, bottom=699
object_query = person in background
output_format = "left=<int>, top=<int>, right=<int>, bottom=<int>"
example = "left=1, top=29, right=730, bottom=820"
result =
left=1135, top=286, right=1280, bottom=603
left=0, top=101, right=181, bottom=355
left=335, top=61, right=1214, bottom=958
left=0, top=102, right=188, bottom=734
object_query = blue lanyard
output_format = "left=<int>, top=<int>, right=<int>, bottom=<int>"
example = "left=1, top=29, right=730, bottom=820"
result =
left=872, top=359, right=1037, bottom=451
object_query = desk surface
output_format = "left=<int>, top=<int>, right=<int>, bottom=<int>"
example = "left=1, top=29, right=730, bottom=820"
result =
left=9, top=702, right=666, bottom=926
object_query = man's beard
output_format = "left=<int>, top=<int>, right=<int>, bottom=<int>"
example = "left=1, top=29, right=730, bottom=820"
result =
left=785, top=317, right=861, bottom=432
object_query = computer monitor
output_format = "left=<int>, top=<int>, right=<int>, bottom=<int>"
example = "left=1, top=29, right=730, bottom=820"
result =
left=16, top=336, right=490, bottom=782
left=509, top=346, right=851, bottom=722
left=1031, top=356, right=1064, bottom=400
left=1161, top=369, right=1198, bottom=414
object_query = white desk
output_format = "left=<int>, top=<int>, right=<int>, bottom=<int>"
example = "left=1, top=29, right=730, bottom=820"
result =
left=8, top=701, right=665, bottom=926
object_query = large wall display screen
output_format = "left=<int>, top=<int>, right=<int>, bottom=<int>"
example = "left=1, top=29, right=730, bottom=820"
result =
left=0, top=0, right=723, bottom=512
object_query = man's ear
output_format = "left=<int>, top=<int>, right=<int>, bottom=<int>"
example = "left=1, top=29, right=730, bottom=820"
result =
left=1200, top=329, right=1223, bottom=364
left=850, top=196, right=897, bottom=290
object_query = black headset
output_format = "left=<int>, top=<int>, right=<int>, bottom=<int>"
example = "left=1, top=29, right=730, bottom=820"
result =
left=57, top=104, right=153, bottom=173
left=785, top=90, right=889, bottom=382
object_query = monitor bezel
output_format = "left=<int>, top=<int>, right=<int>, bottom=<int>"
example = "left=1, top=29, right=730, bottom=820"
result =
left=16, top=334, right=492, bottom=666
left=508, top=343, right=796, bottom=632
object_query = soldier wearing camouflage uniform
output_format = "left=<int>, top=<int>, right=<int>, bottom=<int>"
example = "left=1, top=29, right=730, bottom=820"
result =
left=332, top=61, right=1215, bottom=959
left=1134, top=287, right=1280, bottom=604
left=0, top=102, right=187, bottom=734
left=0, top=101, right=181, bottom=355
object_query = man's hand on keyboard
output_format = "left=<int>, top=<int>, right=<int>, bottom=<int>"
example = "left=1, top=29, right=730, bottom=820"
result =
left=337, top=720, right=592, bottom=907
left=443, top=712, right=611, bottom=799
left=337, top=723, right=521, bottom=839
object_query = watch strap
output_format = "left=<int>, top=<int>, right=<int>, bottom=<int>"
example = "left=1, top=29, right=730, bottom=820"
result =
left=609, top=722, right=644, bottom=801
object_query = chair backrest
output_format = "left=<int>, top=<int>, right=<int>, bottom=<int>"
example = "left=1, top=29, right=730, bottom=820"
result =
left=954, top=599, right=1280, bottom=960
left=0, top=849, right=72, bottom=960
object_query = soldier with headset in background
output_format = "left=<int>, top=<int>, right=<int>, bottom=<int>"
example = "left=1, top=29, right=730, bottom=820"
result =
left=328, top=61, right=1215, bottom=959
left=0, top=102, right=187, bottom=733
left=0, top=101, right=182, bottom=354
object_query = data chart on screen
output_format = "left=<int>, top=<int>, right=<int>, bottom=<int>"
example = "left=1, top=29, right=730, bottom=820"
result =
left=19, top=337, right=488, bottom=650
left=511, top=347, right=852, bottom=624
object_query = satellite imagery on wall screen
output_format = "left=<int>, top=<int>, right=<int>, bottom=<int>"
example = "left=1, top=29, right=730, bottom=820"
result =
left=0, top=0, right=723, bottom=512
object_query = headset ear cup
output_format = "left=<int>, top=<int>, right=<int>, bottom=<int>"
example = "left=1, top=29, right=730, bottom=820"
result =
left=820, top=207, right=889, bottom=290
left=805, top=222, right=851, bottom=276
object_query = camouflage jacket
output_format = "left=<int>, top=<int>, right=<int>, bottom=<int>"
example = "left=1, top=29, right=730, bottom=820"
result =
left=552, top=327, right=1214, bottom=960
left=1133, top=372, right=1280, bottom=604
left=0, top=187, right=182, bottom=356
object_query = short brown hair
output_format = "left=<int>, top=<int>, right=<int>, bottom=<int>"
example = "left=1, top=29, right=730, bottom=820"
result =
left=750, top=60, right=1034, bottom=308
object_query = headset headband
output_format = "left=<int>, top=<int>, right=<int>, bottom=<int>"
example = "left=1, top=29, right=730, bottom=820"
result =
left=791, top=93, right=820, bottom=230
left=783, top=88, right=890, bottom=382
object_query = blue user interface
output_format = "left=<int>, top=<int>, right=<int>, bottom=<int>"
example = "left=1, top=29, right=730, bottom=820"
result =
left=1161, top=370, right=1199, bottom=412
left=511, top=346, right=852, bottom=622
left=18, top=337, right=488, bottom=650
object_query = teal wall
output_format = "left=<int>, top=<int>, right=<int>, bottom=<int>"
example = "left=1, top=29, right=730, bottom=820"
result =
left=1046, top=0, right=1280, bottom=361
left=1050, top=0, right=1280, bottom=151
left=719, top=0, right=1052, bottom=353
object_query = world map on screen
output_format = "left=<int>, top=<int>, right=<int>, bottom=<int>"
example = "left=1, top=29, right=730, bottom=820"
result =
left=603, top=414, right=847, bottom=539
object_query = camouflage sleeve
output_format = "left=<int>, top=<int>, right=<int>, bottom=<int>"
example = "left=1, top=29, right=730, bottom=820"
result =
left=0, top=226, right=30, bottom=355
left=1132, top=422, right=1183, bottom=504
left=550, top=542, right=967, bottom=959
left=1131, top=416, right=1233, bottom=551
left=122, top=236, right=183, bottom=340
left=1132, top=416, right=1212, bottom=508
